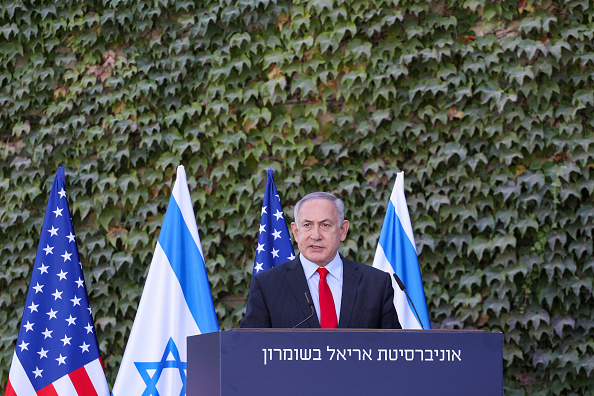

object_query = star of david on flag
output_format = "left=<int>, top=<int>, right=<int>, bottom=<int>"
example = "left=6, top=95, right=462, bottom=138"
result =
left=373, top=171, right=431, bottom=329
left=5, top=166, right=109, bottom=396
left=253, top=170, right=295, bottom=275
left=134, top=338, right=186, bottom=396
left=112, top=165, right=219, bottom=396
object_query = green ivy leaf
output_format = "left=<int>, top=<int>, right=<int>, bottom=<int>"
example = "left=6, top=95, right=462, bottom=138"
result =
left=468, top=236, right=491, bottom=261
left=345, top=39, right=372, bottom=59
left=291, top=75, right=317, bottom=98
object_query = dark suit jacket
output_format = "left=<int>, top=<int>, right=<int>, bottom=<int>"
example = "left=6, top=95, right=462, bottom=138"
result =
left=240, top=255, right=401, bottom=329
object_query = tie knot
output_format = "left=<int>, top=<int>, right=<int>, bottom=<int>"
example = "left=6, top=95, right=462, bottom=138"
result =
left=317, top=267, right=329, bottom=279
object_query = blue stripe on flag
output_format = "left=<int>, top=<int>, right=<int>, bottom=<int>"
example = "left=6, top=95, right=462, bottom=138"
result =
left=158, top=196, right=219, bottom=333
left=378, top=201, right=431, bottom=328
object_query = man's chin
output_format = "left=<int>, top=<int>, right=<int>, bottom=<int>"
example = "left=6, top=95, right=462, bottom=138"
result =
left=303, top=252, right=331, bottom=267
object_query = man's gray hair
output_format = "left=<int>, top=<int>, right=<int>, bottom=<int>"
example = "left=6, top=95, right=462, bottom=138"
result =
left=293, top=192, right=345, bottom=227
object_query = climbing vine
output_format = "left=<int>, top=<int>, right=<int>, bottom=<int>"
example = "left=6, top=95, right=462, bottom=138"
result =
left=0, top=0, right=592, bottom=394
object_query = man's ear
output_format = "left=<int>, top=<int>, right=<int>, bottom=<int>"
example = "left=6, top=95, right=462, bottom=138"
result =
left=339, top=220, right=349, bottom=241
left=290, top=222, right=299, bottom=240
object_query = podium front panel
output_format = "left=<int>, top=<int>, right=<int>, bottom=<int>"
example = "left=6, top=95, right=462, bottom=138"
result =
left=188, top=329, right=502, bottom=396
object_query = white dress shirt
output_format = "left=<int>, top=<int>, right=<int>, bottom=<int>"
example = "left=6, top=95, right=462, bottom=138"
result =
left=300, top=253, right=343, bottom=324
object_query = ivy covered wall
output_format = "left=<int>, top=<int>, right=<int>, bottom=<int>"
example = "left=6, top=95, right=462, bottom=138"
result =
left=1, top=0, right=592, bottom=394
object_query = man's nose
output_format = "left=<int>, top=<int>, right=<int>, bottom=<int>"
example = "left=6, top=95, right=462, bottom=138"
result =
left=310, top=226, right=322, bottom=239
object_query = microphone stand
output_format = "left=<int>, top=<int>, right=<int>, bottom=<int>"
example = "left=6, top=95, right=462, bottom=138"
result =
left=293, top=291, right=315, bottom=329
left=392, top=273, right=425, bottom=330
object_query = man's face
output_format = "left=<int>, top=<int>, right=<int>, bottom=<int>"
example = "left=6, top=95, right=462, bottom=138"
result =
left=291, top=198, right=349, bottom=267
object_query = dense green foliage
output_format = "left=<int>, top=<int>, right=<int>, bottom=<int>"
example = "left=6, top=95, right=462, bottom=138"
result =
left=1, top=0, right=593, bottom=393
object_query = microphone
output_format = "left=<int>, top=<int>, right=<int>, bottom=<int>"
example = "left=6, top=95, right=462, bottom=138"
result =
left=293, top=291, right=315, bottom=329
left=392, top=273, right=425, bottom=330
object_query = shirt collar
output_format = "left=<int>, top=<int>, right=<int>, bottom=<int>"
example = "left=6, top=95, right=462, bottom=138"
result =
left=300, top=253, right=343, bottom=281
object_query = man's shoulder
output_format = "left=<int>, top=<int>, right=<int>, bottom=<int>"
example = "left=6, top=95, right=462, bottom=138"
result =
left=342, top=257, right=390, bottom=278
left=253, top=258, right=299, bottom=281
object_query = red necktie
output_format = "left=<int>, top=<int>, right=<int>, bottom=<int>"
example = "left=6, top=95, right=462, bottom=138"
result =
left=317, top=268, right=338, bottom=328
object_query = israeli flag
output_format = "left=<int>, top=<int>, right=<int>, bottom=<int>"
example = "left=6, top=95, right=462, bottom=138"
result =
left=373, top=172, right=431, bottom=330
left=112, top=165, right=219, bottom=396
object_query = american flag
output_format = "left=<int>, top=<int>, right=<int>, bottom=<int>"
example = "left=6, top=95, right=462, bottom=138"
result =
left=252, top=170, right=295, bottom=275
left=6, top=166, right=109, bottom=396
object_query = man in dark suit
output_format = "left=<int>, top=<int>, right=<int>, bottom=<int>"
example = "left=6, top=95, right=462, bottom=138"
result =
left=241, top=192, right=401, bottom=329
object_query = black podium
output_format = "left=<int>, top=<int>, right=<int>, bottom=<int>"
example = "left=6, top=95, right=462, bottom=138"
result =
left=187, top=329, right=502, bottom=396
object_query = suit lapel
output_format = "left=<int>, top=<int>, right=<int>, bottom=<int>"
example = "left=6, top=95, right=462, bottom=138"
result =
left=338, top=257, right=362, bottom=328
left=285, top=256, right=321, bottom=328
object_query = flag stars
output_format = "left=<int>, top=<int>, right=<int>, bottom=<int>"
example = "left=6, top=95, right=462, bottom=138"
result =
left=61, top=335, right=72, bottom=345
left=71, top=296, right=81, bottom=307
left=75, top=277, right=84, bottom=288
left=28, top=302, right=39, bottom=313
left=47, top=226, right=59, bottom=237
left=53, top=207, right=63, bottom=217
left=33, top=367, right=43, bottom=378
left=66, top=315, right=77, bottom=326
left=253, top=194, right=295, bottom=274
left=52, top=289, right=63, bottom=300
left=288, top=253, right=296, bottom=261
left=42, top=328, right=53, bottom=339
left=66, top=232, right=75, bottom=243
left=57, top=270, right=68, bottom=280
left=38, top=264, right=49, bottom=275
left=272, top=229, right=282, bottom=240
left=56, top=354, right=67, bottom=365
left=61, top=251, right=72, bottom=262
left=24, top=321, right=34, bottom=332
left=85, top=323, right=94, bottom=334
left=43, top=245, right=54, bottom=255
left=37, top=347, right=48, bottom=359
left=47, top=309, right=58, bottom=320
left=58, top=188, right=66, bottom=198
left=33, top=283, right=44, bottom=293
left=273, top=209, right=284, bottom=220
left=18, top=340, right=29, bottom=351
left=80, top=342, right=90, bottom=353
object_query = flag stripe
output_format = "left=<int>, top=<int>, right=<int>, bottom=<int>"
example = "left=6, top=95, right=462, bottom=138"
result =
left=158, top=195, right=218, bottom=334
left=5, top=379, right=16, bottom=396
left=85, top=358, right=110, bottom=396
left=389, top=176, right=417, bottom=253
left=378, top=201, right=421, bottom=287
left=53, top=374, right=77, bottom=396
left=69, top=366, right=98, bottom=396
left=37, top=384, right=59, bottom=396
left=172, top=170, right=204, bottom=258
left=7, top=353, right=37, bottom=395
